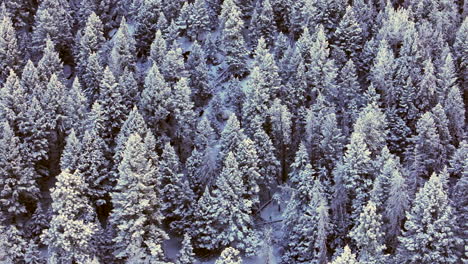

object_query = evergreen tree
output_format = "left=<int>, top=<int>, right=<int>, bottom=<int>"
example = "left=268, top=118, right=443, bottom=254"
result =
left=32, top=0, right=73, bottom=56
left=0, top=122, right=39, bottom=224
left=249, top=0, right=275, bottom=47
left=62, top=78, right=88, bottom=135
left=215, top=247, right=242, bottom=264
left=110, top=134, right=168, bottom=261
left=0, top=69, right=26, bottom=130
left=369, top=39, right=395, bottom=107
left=342, top=132, right=374, bottom=222
left=289, top=142, right=310, bottom=186
left=415, top=59, right=438, bottom=113
left=398, top=173, right=459, bottom=264
left=77, top=12, right=105, bottom=78
left=37, top=37, right=63, bottom=88
left=221, top=0, right=248, bottom=76
left=252, top=124, right=280, bottom=188
left=161, top=42, right=187, bottom=84
left=330, top=245, right=359, bottom=264
left=159, top=143, right=194, bottom=233
left=20, top=60, right=40, bottom=96
left=42, top=170, right=99, bottom=264
left=175, top=234, right=196, bottom=264
left=411, top=112, right=446, bottom=191
left=109, top=17, right=136, bottom=76
left=60, top=129, right=81, bottom=172
left=187, top=41, right=212, bottom=105
left=171, top=77, right=196, bottom=148
left=134, top=0, right=161, bottom=54
left=268, top=99, right=292, bottom=178
left=219, top=114, right=244, bottom=164
left=337, top=59, right=363, bottom=135
left=353, top=102, right=387, bottom=157
left=187, top=0, right=210, bottom=40
left=444, top=85, right=465, bottom=146
left=150, top=29, right=167, bottom=68
left=82, top=52, right=104, bottom=104
left=236, top=138, right=261, bottom=211
left=0, top=16, right=20, bottom=83
left=0, top=225, right=28, bottom=263
left=333, top=6, right=363, bottom=65
left=349, top=201, right=386, bottom=263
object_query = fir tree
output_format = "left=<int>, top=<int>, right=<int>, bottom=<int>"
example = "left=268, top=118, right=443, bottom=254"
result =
left=62, top=78, right=88, bottom=135
left=236, top=138, right=261, bottom=211
left=369, top=39, right=395, bottom=107
left=330, top=245, right=359, bottom=264
left=37, top=37, right=63, bottom=88
left=219, top=114, right=244, bottom=164
left=221, top=0, right=248, bottom=76
left=77, top=12, right=105, bottom=78
left=161, top=42, right=187, bottom=84
left=159, top=143, right=194, bottom=233
left=171, top=77, right=196, bottom=148
left=0, top=122, right=39, bottom=224
left=0, top=225, right=27, bottom=263
left=215, top=247, right=242, bottom=264
left=289, top=142, right=310, bottom=186
left=110, top=133, right=168, bottom=261
left=82, top=52, right=104, bottom=104
left=353, top=102, right=387, bottom=157
left=253, top=124, right=280, bottom=187
left=415, top=59, right=438, bottom=113
left=60, top=129, right=81, bottom=172
left=109, top=17, right=136, bottom=76
left=150, top=29, right=167, bottom=68
left=349, top=201, right=386, bottom=263
left=444, top=85, right=465, bottom=146
left=20, top=60, right=39, bottom=96
left=42, top=170, right=99, bottom=264
left=0, top=16, right=20, bottom=83
left=187, top=41, right=212, bottom=105
left=337, top=59, right=363, bottom=135
left=249, top=0, right=275, bottom=47
left=333, top=6, right=363, bottom=65
left=187, top=0, right=210, bottom=40
left=175, top=234, right=196, bottom=264
left=134, top=0, right=161, bottom=55
left=398, top=173, right=459, bottom=264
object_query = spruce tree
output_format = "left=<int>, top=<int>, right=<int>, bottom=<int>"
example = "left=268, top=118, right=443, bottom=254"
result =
left=37, top=37, right=63, bottom=88
left=62, top=78, right=88, bottom=135
left=333, top=6, right=363, bottom=65
left=249, top=0, right=275, bottom=47
left=161, top=42, right=187, bottom=84
left=398, top=173, right=458, bottom=264
left=109, top=17, right=136, bottom=76
left=187, top=0, right=210, bottom=40
left=444, top=85, right=465, bottom=146
left=186, top=41, right=212, bottom=105
left=134, top=0, right=161, bottom=54
left=0, top=16, right=20, bottom=83
left=220, top=0, right=248, bottom=76
left=171, top=77, right=196, bottom=148
left=60, top=129, right=81, bottom=173
left=82, top=52, right=104, bottom=104
left=330, top=245, right=359, bottom=264
left=236, top=138, right=261, bottom=211
left=219, top=114, right=244, bottom=165
left=352, top=102, right=387, bottom=157
left=175, top=234, right=196, bottom=264
left=150, top=29, right=167, bottom=68
left=110, top=133, right=168, bottom=261
left=42, top=170, right=99, bottom=264
left=0, top=122, right=39, bottom=224
left=337, top=59, right=363, bottom=135
left=215, top=247, right=242, bottom=264
left=77, top=12, right=105, bottom=78
left=349, top=201, right=386, bottom=263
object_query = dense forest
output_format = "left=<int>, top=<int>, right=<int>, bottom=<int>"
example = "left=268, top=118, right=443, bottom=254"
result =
left=0, top=0, right=466, bottom=263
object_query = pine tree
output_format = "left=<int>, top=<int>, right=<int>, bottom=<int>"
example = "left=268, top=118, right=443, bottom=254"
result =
left=350, top=201, right=386, bottom=263
left=32, top=0, right=73, bottom=56
left=42, top=170, right=99, bottom=263
left=337, top=59, right=363, bottom=135
left=411, top=112, right=446, bottom=190
left=139, top=64, right=171, bottom=137
left=415, top=59, right=438, bottom=113
left=352, top=102, right=387, bottom=157
left=215, top=247, right=242, bottom=264
left=110, top=133, right=168, bottom=261
left=333, top=6, right=363, bottom=65
left=444, top=85, right=465, bottom=146
left=109, top=17, right=136, bottom=76
left=330, top=245, right=359, bottom=264
left=161, top=42, right=187, bottom=84
left=236, top=138, right=261, bottom=211
left=0, top=225, right=27, bottom=263
left=0, top=16, right=20, bottom=83
left=186, top=41, right=212, bottom=105
left=171, top=77, right=196, bottom=148
left=289, top=142, right=310, bottom=186
left=306, top=25, right=338, bottom=102
left=134, top=0, right=161, bottom=55
left=77, top=127, right=110, bottom=207
left=252, top=124, right=280, bottom=188
left=268, top=99, right=292, bottom=178
left=214, top=153, right=259, bottom=255
left=60, top=129, right=81, bottom=172
left=20, top=60, right=40, bottom=96
left=398, top=173, right=458, bottom=264
left=150, top=29, right=167, bottom=68
left=221, top=0, right=248, bottom=76
left=0, top=122, right=39, bottom=224
left=175, top=234, right=196, bottom=264
left=187, top=0, right=210, bottom=40
left=249, top=0, right=275, bottom=47
left=0, top=69, right=26, bottom=130
left=253, top=37, right=281, bottom=101
left=37, top=37, right=63, bottom=88
left=159, top=143, right=194, bottom=233
left=62, top=78, right=88, bottom=135
left=96, top=67, right=128, bottom=144
left=77, top=12, right=105, bottom=78
left=342, top=132, right=374, bottom=222
left=118, top=67, right=139, bottom=109
left=82, top=52, right=104, bottom=104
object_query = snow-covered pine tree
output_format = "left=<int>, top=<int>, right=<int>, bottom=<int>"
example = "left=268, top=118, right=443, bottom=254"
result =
left=369, top=39, right=395, bottom=107
left=60, top=129, right=81, bottom=173
left=398, top=172, right=459, bottom=264
left=109, top=17, right=136, bottom=76
left=110, top=133, right=168, bottom=261
left=186, top=41, right=211, bottom=105
left=82, top=52, right=104, bottom=104
left=415, top=59, right=438, bottom=113
left=235, top=138, right=261, bottom=212
left=0, top=224, right=28, bottom=263
left=176, top=234, right=196, bottom=264
left=150, top=29, right=167, bottom=68
left=0, top=122, right=39, bottom=224
left=330, top=245, right=359, bottom=264
left=134, top=0, right=162, bottom=55
left=62, top=78, right=88, bottom=135
left=215, top=247, right=242, bottom=264
left=187, top=0, right=210, bottom=41
left=42, top=170, right=99, bottom=264
left=219, top=114, right=244, bottom=165
left=249, top=0, right=275, bottom=47
left=289, top=142, right=310, bottom=187
left=0, top=16, right=20, bottom=83
left=337, top=59, right=362, bottom=135
left=333, top=6, right=363, bottom=66
left=161, top=42, right=187, bottom=84
left=171, top=77, right=196, bottom=150
left=444, top=85, right=465, bottom=146
left=76, top=12, right=105, bottom=79
left=268, top=99, right=292, bottom=179
left=159, top=143, right=194, bottom=234
left=349, top=201, right=386, bottom=263
left=31, top=0, right=73, bottom=57
left=252, top=122, right=280, bottom=188
left=352, top=102, right=387, bottom=157
left=37, top=37, right=63, bottom=88
left=220, top=0, right=248, bottom=76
